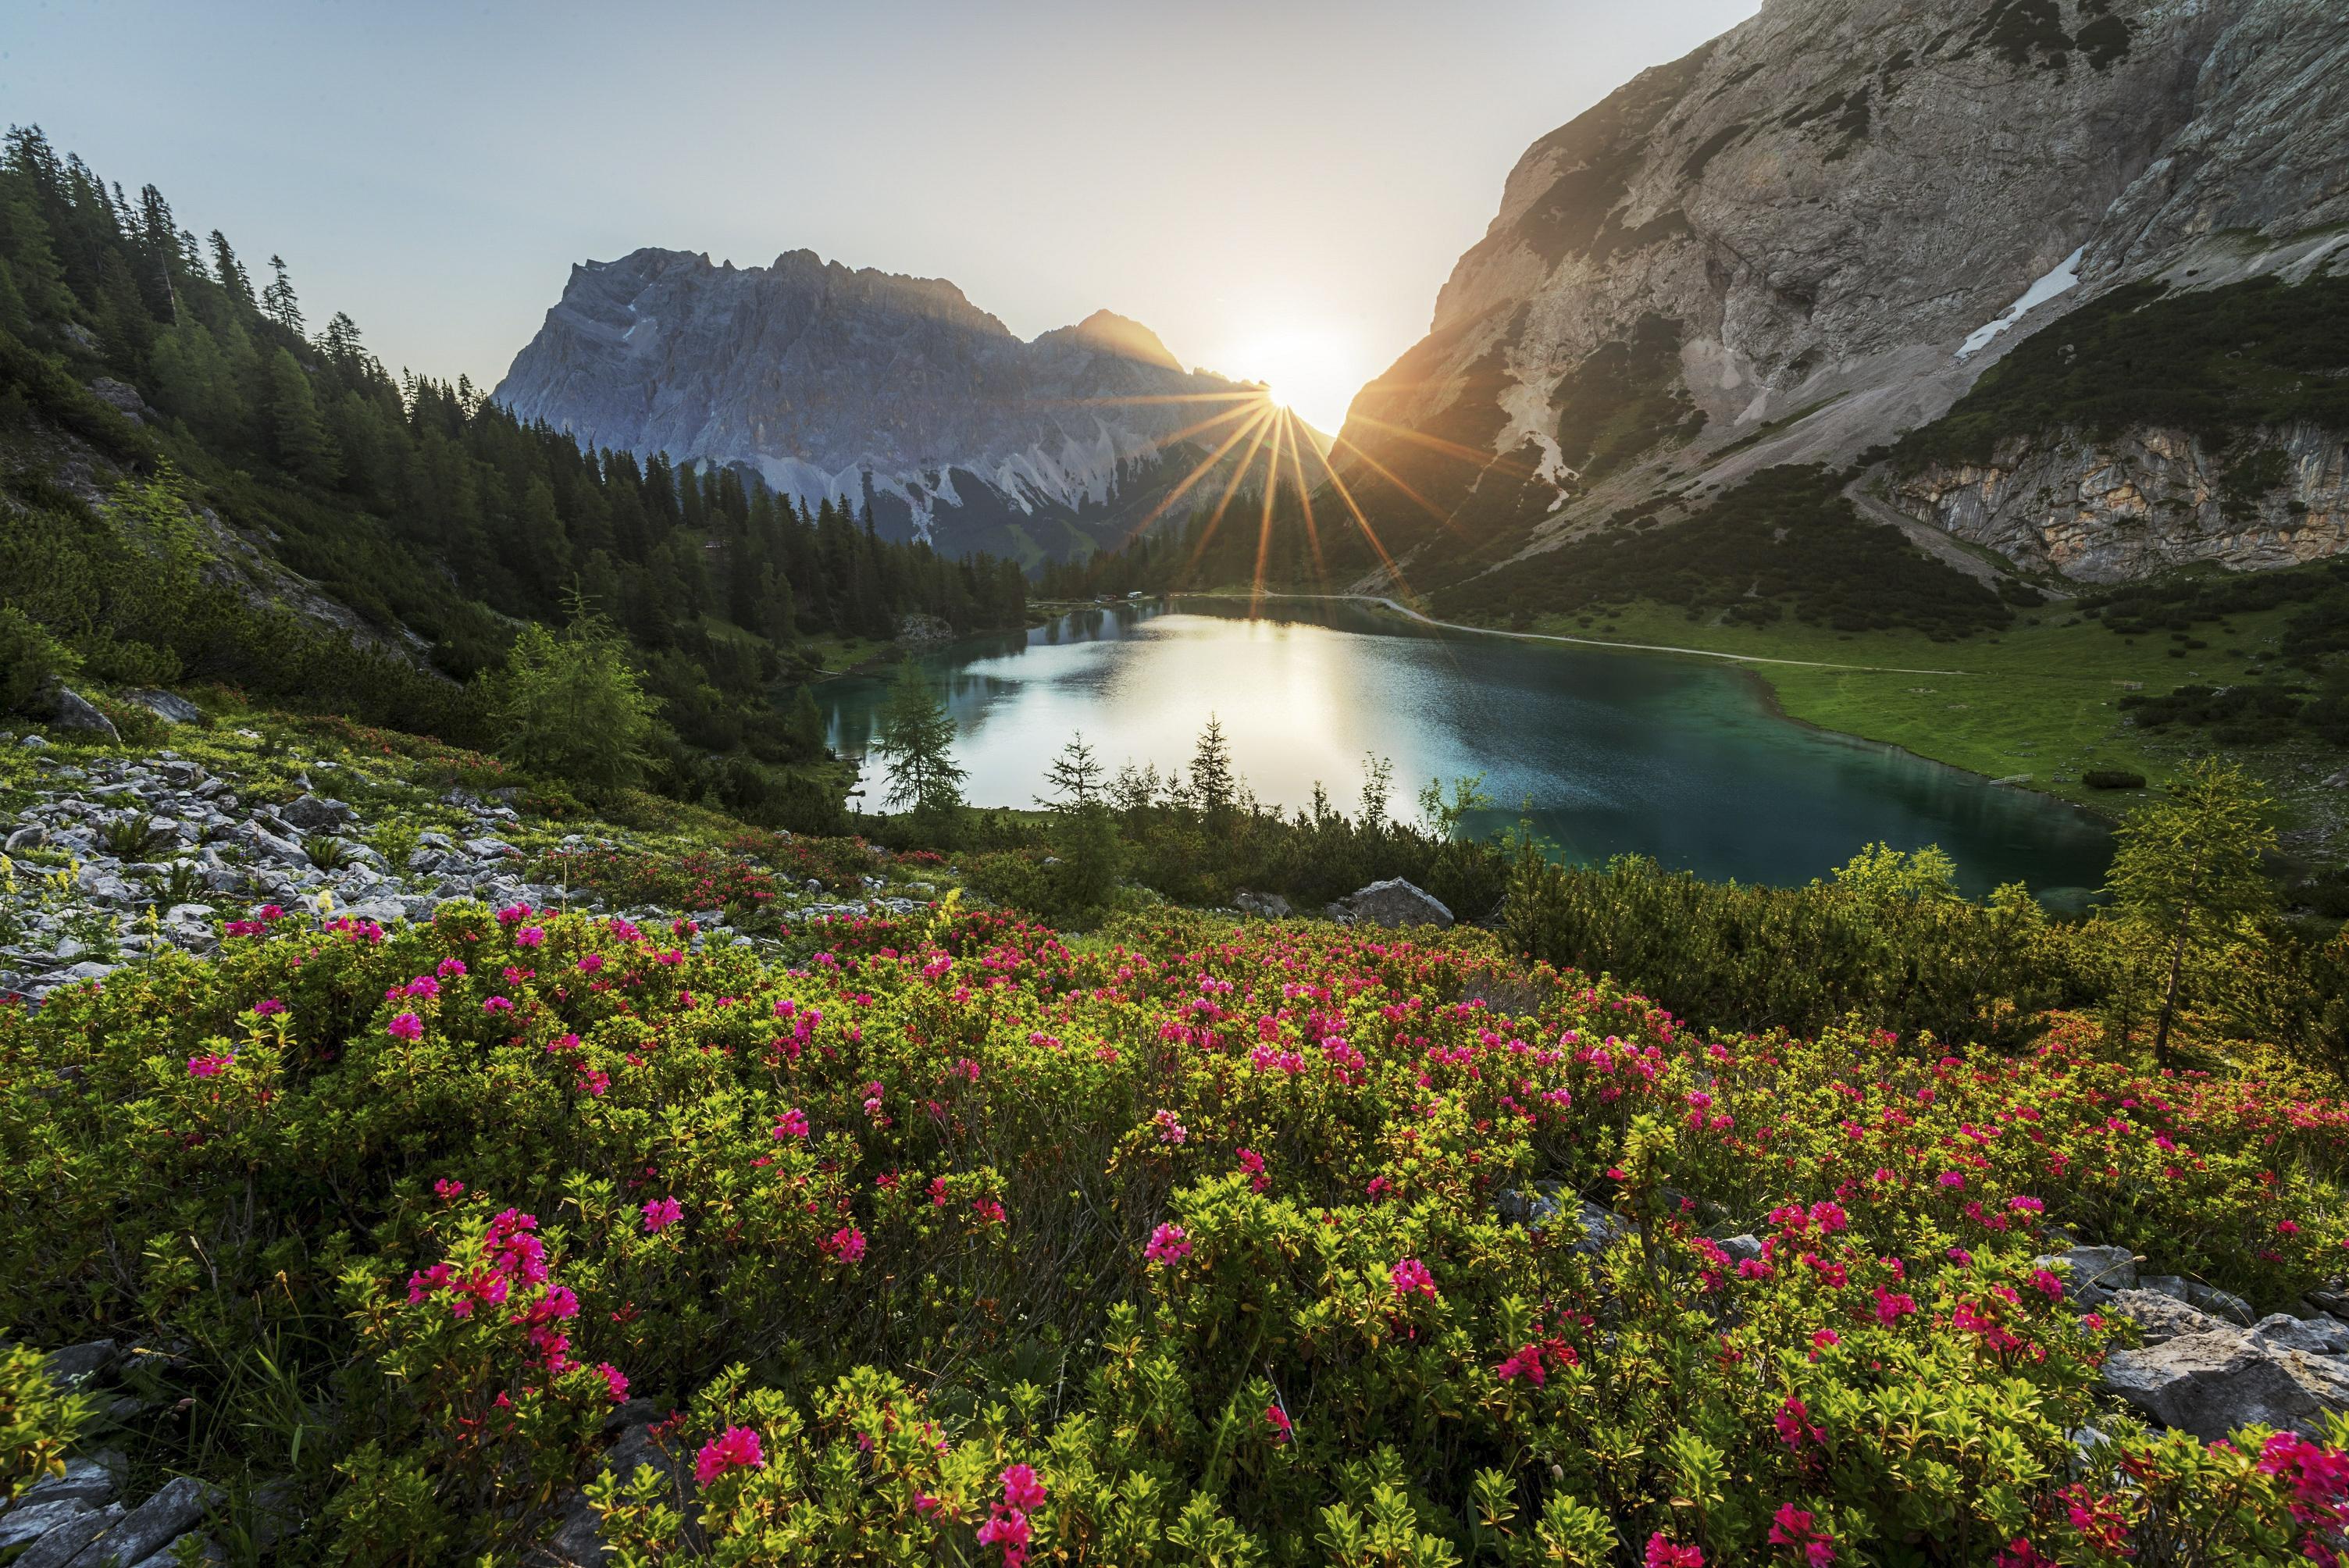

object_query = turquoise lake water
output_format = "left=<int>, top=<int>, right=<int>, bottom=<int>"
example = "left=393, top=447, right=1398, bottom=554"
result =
left=819, top=598, right=2113, bottom=902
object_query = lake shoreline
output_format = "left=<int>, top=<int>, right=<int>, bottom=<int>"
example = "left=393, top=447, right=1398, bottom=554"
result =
left=1174, top=590, right=2119, bottom=827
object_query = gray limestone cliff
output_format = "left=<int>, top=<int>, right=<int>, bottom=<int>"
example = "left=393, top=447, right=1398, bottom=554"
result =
left=1335, top=0, right=2349, bottom=584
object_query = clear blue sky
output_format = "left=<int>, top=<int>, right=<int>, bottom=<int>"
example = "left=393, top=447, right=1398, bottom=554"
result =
left=2, top=0, right=1756, bottom=430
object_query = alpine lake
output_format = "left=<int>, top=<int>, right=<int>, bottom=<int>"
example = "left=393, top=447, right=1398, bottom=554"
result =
left=818, top=598, right=2114, bottom=906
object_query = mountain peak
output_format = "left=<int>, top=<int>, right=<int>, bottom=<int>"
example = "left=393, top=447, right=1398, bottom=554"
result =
left=1056, top=309, right=1182, bottom=372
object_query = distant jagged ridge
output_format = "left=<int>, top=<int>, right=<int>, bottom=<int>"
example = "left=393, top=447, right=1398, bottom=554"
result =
left=494, top=248, right=1261, bottom=562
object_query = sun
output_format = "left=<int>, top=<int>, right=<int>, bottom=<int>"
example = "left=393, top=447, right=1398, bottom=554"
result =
left=1218, top=327, right=1368, bottom=437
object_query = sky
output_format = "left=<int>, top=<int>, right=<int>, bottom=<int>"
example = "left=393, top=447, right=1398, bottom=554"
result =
left=2, top=0, right=1757, bottom=433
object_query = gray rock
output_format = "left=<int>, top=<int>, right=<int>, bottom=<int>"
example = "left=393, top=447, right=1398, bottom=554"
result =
left=2253, top=1314, right=2339, bottom=1356
left=86, top=377, right=151, bottom=422
left=2036, top=1244, right=2138, bottom=1304
left=6, top=825, right=48, bottom=853
left=73, top=1475, right=221, bottom=1568
left=1232, top=890, right=1295, bottom=920
left=119, top=691, right=201, bottom=726
left=1716, top=1233, right=1764, bottom=1263
left=22, top=733, right=50, bottom=750
left=49, top=689, right=120, bottom=744
left=0, top=1500, right=94, bottom=1552
left=248, top=828, right=309, bottom=869
left=2140, top=1275, right=2256, bottom=1327
left=278, top=794, right=354, bottom=832
left=547, top=1422, right=698, bottom=1566
left=123, top=1532, right=224, bottom=1568
left=1495, top=1181, right=1567, bottom=1228
left=1327, top=878, right=1453, bottom=930
left=14, top=1503, right=122, bottom=1568
left=43, top=1338, right=119, bottom=1388
left=18, top=1452, right=125, bottom=1509
left=2104, top=1327, right=2349, bottom=1439
left=1571, top=1200, right=1634, bottom=1256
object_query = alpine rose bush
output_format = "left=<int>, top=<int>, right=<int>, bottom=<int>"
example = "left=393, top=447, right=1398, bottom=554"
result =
left=4, top=898, right=2349, bottom=1562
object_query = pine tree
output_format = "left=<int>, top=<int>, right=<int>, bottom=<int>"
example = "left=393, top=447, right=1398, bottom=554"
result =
left=1039, top=732, right=1104, bottom=809
left=2105, top=758, right=2278, bottom=1066
left=873, top=659, right=966, bottom=830
left=262, top=254, right=303, bottom=333
left=207, top=231, right=252, bottom=308
left=481, top=601, right=661, bottom=796
left=1189, top=716, right=1235, bottom=814
left=133, top=184, right=178, bottom=323
left=319, top=310, right=363, bottom=363
left=783, top=684, right=826, bottom=761
left=266, top=347, right=340, bottom=486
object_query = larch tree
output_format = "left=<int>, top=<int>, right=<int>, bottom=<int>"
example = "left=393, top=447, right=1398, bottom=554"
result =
left=2105, top=757, right=2277, bottom=1066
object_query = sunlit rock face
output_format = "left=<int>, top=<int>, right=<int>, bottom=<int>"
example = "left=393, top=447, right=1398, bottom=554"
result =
left=1336, top=0, right=2349, bottom=583
left=495, top=247, right=1263, bottom=561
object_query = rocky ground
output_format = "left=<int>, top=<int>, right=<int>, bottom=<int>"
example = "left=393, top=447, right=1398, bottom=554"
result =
left=0, top=720, right=936, bottom=1008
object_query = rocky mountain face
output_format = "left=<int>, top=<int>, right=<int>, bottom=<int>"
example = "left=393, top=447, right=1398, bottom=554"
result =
left=1891, top=422, right=2349, bottom=583
left=495, top=248, right=1266, bottom=561
left=1336, top=0, right=2349, bottom=586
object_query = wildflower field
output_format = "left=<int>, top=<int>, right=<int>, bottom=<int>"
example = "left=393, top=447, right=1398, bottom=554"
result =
left=9, top=893, right=2349, bottom=1565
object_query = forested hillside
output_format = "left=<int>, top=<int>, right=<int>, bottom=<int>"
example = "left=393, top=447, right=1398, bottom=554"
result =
left=0, top=125, right=1026, bottom=821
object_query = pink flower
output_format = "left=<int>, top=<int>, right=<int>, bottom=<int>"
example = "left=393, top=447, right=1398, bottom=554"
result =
left=387, top=1013, right=422, bottom=1041
left=1145, top=1223, right=1191, bottom=1264
left=1264, top=1403, right=1292, bottom=1442
left=975, top=1506, right=1032, bottom=1567
left=598, top=1363, right=629, bottom=1403
left=826, top=1225, right=867, bottom=1263
left=1390, top=1258, right=1436, bottom=1299
left=187, top=1053, right=234, bottom=1078
left=1645, top=1533, right=1704, bottom=1568
left=693, top=1425, right=765, bottom=1486
left=1775, top=1395, right=1819, bottom=1451
left=483, top=996, right=515, bottom=1014
left=1153, top=1108, right=1188, bottom=1145
left=1001, top=1463, right=1046, bottom=1511
left=436, top=958, right=467, bottom=978
left=641, top=1196, right=683, bottom=1233
left=577, top=953, right=604, bottom=973
left=773, top=1107, right=810, bottom=1139
left=1769, top=1503, right=1836, bottom=1566
left=515, top=926, right=545, bottom=948
left=434, top=1177, right=465, bottom=1200
left=972, top=1196, right=1006, bottom=1224
left=253, top=998, right=286, bottom=1016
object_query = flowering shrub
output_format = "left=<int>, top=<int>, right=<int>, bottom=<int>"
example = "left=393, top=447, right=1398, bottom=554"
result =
left=5, top=901, right=2349, bottom=1560
left=1, top=1342, right=91, bottom=1506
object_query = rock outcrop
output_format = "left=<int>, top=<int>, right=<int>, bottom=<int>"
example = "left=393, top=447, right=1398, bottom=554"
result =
left=1334, top=0, right=2349, bottom=586
left=1324, top=879, right=1453, bottom=929
left=1888, top=421, right=2349, bottom=583
left=494, top=249, right=1268, bottom=558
